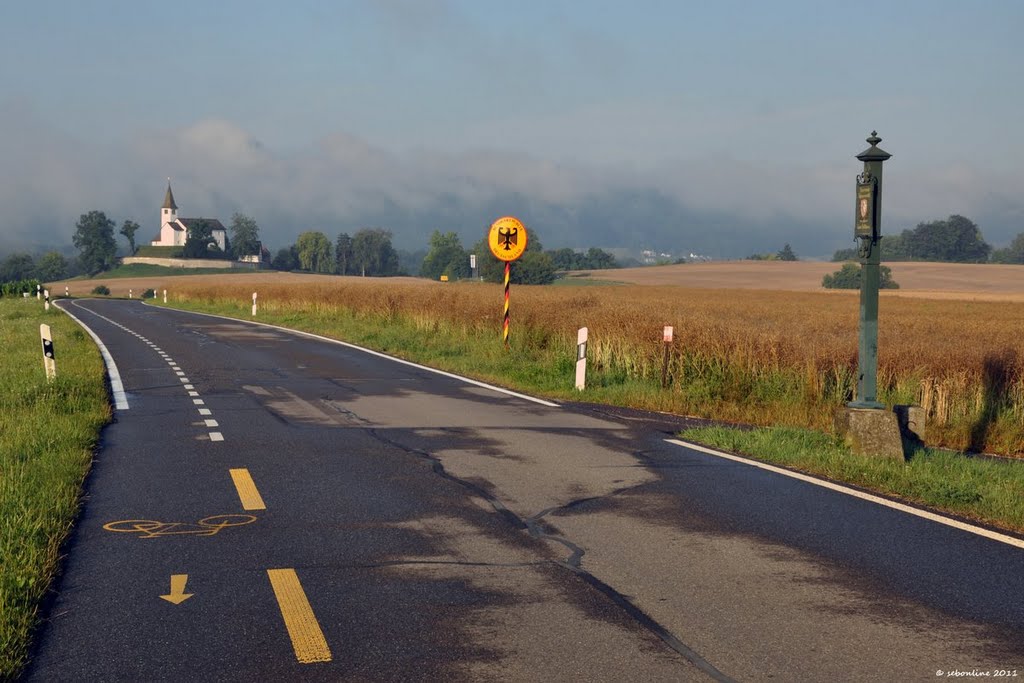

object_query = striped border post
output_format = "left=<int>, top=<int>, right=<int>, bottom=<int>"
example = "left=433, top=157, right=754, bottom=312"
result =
left=502, top=261, right=511, bottom=348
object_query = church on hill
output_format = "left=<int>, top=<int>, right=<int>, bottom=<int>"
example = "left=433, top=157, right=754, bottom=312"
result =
left=150, top=182, right=227, bottom=252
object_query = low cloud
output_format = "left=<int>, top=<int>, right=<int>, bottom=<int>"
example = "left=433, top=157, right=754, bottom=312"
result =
left=0, top=107, right=1020, bottom=260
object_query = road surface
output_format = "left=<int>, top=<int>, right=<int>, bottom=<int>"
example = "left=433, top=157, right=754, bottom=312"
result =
left=25, top=299, right=1024, bottom=681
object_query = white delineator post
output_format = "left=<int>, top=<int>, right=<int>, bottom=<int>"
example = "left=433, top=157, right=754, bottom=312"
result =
left=575, top=327, right=588, bottom=391
left=163, top=289, right=167, bottom=303
left=661, top=325, right=674, bottom=389
left=40, top=324, right=56, bottom=380
left=44, top=289, right=50, bottom=311
left=36, top=284, right=41, bottom=300
left=129, top=288, right=133, bottom=299
left=65, top=286, right=69, bottom=297
left=252, top=292, right=258, bottom=316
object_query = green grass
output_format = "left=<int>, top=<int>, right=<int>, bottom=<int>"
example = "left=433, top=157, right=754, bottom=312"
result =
left=0, top=298, right=110, bottom=679
left=678, top=425, right=1024, bottom=533
left=133, top=245, right=183, bottom=258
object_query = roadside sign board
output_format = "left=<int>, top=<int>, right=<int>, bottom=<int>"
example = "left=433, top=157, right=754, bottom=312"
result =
left=488, top=216, right=528, bottom=262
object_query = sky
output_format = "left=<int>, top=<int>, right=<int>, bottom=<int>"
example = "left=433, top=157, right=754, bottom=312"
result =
left=0, top=0, right=1021, bottom=259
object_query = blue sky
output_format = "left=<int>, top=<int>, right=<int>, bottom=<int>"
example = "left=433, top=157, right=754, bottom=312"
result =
left=1, top=0, right=1021, bottom=257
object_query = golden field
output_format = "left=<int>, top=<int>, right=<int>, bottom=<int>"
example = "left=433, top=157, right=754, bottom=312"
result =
left=54, top=261, right=1024, bottom=455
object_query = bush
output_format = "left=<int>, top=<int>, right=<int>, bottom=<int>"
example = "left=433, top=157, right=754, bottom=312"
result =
left=0, top=279, right=41, bottom=298
left=91, top=285, right=110, bottom=296
left=822, top=263, right=899, bottom=289
left=142, top=288, right=156, bottom=299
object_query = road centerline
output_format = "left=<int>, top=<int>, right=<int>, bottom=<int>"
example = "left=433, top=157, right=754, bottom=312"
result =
left=266, top=568, right=332, bottom=664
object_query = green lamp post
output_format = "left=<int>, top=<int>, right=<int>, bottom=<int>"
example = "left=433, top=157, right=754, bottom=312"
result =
left=849, top=131, right=891, bottom=409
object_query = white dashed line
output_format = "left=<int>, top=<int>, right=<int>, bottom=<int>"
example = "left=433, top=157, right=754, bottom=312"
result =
left=209, top=432, right=224, bottom=442
left=198, top=408, right=212, bottom=416
left=175, top=371, right=186, bottom=376
left=184, top=384, right=194, bottom=390
left=193, top=399, right=205, bottom=405
left=204, top=419, right=219, bottom=427
left=179, top=377, right=189, bottom=383
left=188, top=391, right=200, bottom=397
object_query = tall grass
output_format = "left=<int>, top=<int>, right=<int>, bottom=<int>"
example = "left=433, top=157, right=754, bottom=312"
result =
left=0, top=299, right=110, bottom=678
left=165, top=278, right=1024, bottom=456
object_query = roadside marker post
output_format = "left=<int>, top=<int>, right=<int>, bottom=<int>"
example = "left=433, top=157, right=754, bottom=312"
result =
left=40, top=324, right=56, bottom=380
left=36, top=284, right=41, bottom=300
left=163, top=289, right=167, bottom=303
left=65, top=285, right=69, bottom=297
left=487, top=216, right=528, bottom=349
left=44, top=289, right=50, bottom=311
left=252, top=291, right=257, bottom=317
left=575, top=327, right=588, bottom=391
left=662, top=325, right=673, bottom=389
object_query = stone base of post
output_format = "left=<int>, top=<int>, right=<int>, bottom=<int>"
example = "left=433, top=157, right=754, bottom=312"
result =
left=834, top=407, right=905, bottom=460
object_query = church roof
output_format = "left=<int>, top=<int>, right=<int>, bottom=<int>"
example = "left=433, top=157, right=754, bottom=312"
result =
left=179, top=217, right=226, bottom=232
left=162, top=183, right=178, bottom=210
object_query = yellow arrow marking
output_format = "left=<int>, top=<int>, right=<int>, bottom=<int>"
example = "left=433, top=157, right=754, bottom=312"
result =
left=160, top=574, right=193, bottom=604
left=267, top=568, right=332, bottom=663
left=230, top=468, right=266, bottom=510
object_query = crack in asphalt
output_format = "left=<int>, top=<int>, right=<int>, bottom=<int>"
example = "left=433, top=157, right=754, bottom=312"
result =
left=367, top=428, right=736, bottom=683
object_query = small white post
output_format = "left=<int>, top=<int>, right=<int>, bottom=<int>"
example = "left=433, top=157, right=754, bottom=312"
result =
left=44, top=289, right=50, bottom=311
left=163, top=289, right=167, bottom=303
left=65, top=285, right=69, bottom=297
left=661, top=326, right=674, bottom=389
left=575, top=327, right=588, bottom=391
left=252, top=291, right=258, bottom=316
left=40, top=324, right=56, bottom=380
left=36, top=284, right=41, bottom=300
left=129, top=288, right=133, bottom=299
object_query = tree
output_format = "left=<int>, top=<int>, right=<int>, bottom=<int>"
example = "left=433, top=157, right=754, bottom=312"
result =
left=295, top=231, right=334, bottom=272
left=183, top=219, right=223, bottom=259
left=35, top=251, right=68, bottom=282
left=420, top=230, right=470, bottom=280
left=351, top=228, right=399, bottom=276
left=73, top=210, right=118, bottom=275
left=904, top=215, right=990, bottom=263
left=822, top=263, right=899, bottom=289
left=230, top=213, right=260, bottom=258
left=777, top=244, right=798, bottom=261
left=272, top=246, right=299, bottom=271
left=0, top=253, right=35, bottom=282
left=991, top=232, right=1024, bottom=264
left=120, top=219, right=140, bottom=255
left=471, top=232, right=556, bottom=285
left=335, top=233, right=353, bottom=275
left=583, top=247, right=618, bottom=269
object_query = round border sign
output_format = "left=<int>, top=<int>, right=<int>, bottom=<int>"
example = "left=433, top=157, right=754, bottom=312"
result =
left=488, top=216, right=528, bottom=262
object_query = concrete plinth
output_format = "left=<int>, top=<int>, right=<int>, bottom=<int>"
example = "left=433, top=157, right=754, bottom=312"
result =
left=834, top=407, right=905, bottom=460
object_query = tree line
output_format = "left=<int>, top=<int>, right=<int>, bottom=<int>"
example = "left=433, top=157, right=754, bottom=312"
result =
left=269, top=228, right=621, bottom=284
left=832, top=215, right=1024, bottom=264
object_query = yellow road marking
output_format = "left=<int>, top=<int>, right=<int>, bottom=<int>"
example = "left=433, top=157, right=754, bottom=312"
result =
left=267, top=568, right=332, bottom=664
left=160, top=574, right=194, bottom=604
left=229, top=468, right=265, bottom=510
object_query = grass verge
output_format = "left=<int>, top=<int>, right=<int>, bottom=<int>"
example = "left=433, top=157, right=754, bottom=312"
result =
left=0, top=298, right=110, bottom=679
left=79, top=263, right=243, bottom=279
left=678, top=425, right=1024, bottom=534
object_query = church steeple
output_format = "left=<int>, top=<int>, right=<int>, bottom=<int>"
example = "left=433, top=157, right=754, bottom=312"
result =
left=162, top=180, right=178, bottom=210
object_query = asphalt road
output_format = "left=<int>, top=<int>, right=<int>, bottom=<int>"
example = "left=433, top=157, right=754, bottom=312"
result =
left=24, top=299, right=1024, bottom=682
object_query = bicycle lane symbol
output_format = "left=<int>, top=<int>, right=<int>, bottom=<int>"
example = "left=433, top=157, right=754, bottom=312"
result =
left=103, top=514, right=257, bottom=539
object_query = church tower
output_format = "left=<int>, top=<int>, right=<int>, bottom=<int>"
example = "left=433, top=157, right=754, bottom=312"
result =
left=161, top=180, right=178, bottom=229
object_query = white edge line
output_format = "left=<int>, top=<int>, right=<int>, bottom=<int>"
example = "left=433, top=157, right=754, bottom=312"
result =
left=665, top=438, right=1024, bottom=551
left=143, top=302, right=560, bottom=407
left=55, top=301, right=129, bottom=410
